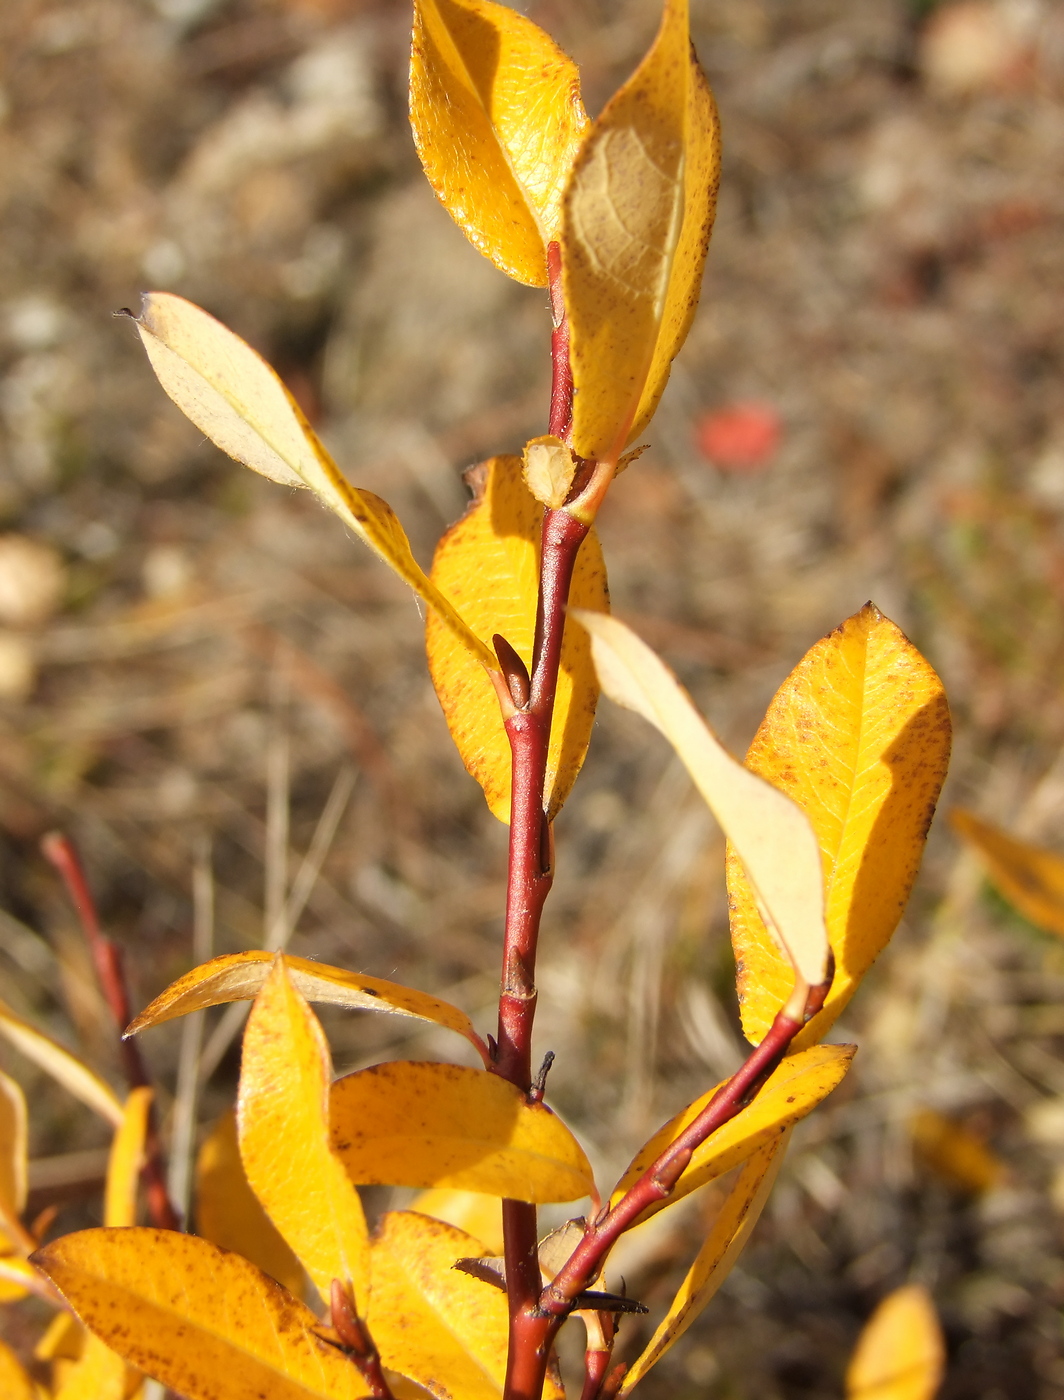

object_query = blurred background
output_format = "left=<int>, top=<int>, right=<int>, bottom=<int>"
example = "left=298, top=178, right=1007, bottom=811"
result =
left=3, top=0, right=1064, bottom=1395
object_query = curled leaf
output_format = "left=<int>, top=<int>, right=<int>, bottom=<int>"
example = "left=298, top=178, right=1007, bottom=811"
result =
left=575, top=611, right=828, bottom=990
left=522, top=436, right=576, bottom=510
left=727, top=603, right=951, bottom=1047
left=33, top=1227, right=371, bottom=1400
left=427, top=457, right=608, bottom=823
left=104, top=1087, right=153, bottom=1229
left=950, top=808, right=1064, bottom=938
left=619, top=1136, right=787, bottom=1393
left=330, top=1060, right=594, bottom=1203
left=411, top=0, right=587, bottom=285
left=237, top=958, right=370, bottom=1306
left=135, top=293, right=494, bottom=670
left=610, top=1044, right=852, bottom=1223
left=846, top=1284, right=945, bottom=1400
left=561, top=0, right=721, bottom=462
left=196, top=1111, right=304, bottom=1298
left=126, top=949, right=487, bottom=1062
left=0, top=997, right=123, bottom=1127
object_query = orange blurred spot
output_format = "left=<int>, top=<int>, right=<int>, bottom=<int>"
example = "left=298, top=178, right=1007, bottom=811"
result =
left=695, top=402, right=781, bottom=471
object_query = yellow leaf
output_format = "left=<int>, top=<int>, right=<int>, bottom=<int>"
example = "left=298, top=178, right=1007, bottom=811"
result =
left=330, top=1061, right=594, bottom=1203
left=135, top=294, right=494, bottom=670
left=0, top=997, right=123, bottom=1127
left=910, top=1108, right=1004, bottom=1195
left=410, top=1187, right=505, bottom=1257
left=0, top=1253, right=38, bottom=1298
left=950, top=808, right=1064, bottom=938
left=619, top=1135, right=787, bottom=1393
left=237, top=958, right=370, bottom=1306
left=196, top=1110, right=305, bottom=1298
left=105, top=1087, right=153, bottom=1229
left=575, top=612, right=828, bottom=989
left=0, top=1336, right=35, bottom=1400
left=522, top=436, right=577, bottom=510
left=561, top=0, right=721, bottom=462
left=368, top=1211, right=561, bottom=1400
left=411, top=0, right=587, bottom=286
left=36, top=1309, right=85, bottom=1362
left=427, top=457, right=609, bottom=823
left=32, top=1227, right=372, bottom=1400
left=54, top=1333, right=128, bottom=1400
left=126, top=950, right=486, bottom=1061
left=727, top=604, right=951, bottom=1047
left=611, top=1044, right=853, bottom=1222
left=846, top=1284, right=945, bottom=1400
left=0, top=1070, right=27, bottom=1232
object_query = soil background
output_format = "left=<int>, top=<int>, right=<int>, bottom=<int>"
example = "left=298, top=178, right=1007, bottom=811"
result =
left=3, top=1, right=1064, bottom=1396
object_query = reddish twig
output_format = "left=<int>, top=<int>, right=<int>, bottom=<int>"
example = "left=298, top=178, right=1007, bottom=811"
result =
left=330, top=1280, right=395, bottom=1400
left=547, top=243, right=573, bottom=443
left=41, top=833, right=180, bottom=1232
left=578, top=1313, right=617, bottom=1400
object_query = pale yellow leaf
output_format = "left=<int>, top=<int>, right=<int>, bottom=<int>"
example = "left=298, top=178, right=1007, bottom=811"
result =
left=0, top=1336, right=35, bottom=1400
left=237, top=958, right=370, bottom=1306
left=727, top=604, right=951, bottom=1047
left=619, top=1135, right=788, bottom=1393
left=846, top=1284, right=945, bottom=1400
left=0, top=997, right=123, bottom=1126
left=410, top=1187, right=505, bottom=1257
left=411, top=0, right=588, bottom=285
left=950, top=808, right=1064, bottom=939
left=330, top=1060, right=594, bottom=1203
left=522, top=436, right=576, bottom=510
left=562, top=0, right=721, bottom=462
left=368, top=1211, right=562, bottom=1400
left=196, top=1110, right=304, bottom=1297
left=135, top=294, right=493, bottom=670
left=104, top=1087, right=153, bottom=1229
left=427, top=457, right=608, bottom=823
left=126, top=950, right=486, bottom=1061
left=54, top=1332, right=127, bottom=1400
left=575, top=611, right=828, bottom=988
left=32, top=1227, right=372, bottom=1400
left=610, top=1045, right=852, bottom=1222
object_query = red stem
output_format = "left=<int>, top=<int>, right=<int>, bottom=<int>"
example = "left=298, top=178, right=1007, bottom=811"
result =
left=547, top=243, right=573, bottom=443
left=41, top=833, right=181, bottom=1232
left=330, top=1279, right=395, bottom=1400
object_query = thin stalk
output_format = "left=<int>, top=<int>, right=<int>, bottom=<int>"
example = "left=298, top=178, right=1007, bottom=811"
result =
left=167, top=838, right=214, bottom=1220
left=41, top=833, right=180, bottom=1231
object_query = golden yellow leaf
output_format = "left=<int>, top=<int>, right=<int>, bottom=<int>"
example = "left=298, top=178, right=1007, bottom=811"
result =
left=0, top=1070, right=27, bottom=1237
left=411, top=0, right=587, bottom=286
left=126, top=950, right=486, bottom=1061
left=611, top=1044, right=853, bottom=1222
left=950, top=808, right=1064, bottom=938
left=0, top=997, right=123, bottom=1127
left=32, top=1227, right=372, bottom=1400
left=427, top=457, right=609, bottom=823
left=105, top=1087, right=153, bottom=1229
left=619, top=1135, right=788, bottom=1393
left=910, top=1108, right=1004, bottom=1195
left=410, top=1187, right=505, bottom=1257
left=846, top=1284, right=945, bottom=1400
left=196, top=1111, right=305, bottom=1298
left=54, top=1332, right=128, bottom=1400
left=135, top=294, right=493, bottom=670
left=727, top=603, right=951, bottom=1047
left=368, top=1211, right=561, bottom=1400
left=36, top=1309, right=84, bottom=1362
left=0, top=1336, right=35, bottom=1400
left=575, top=612, right=828, bottom=990
left=238, top=958, right=370, bottom=1307
left=561, top=0, right=721, bottom=462
left=330, top=1061, right=594, bottom=1203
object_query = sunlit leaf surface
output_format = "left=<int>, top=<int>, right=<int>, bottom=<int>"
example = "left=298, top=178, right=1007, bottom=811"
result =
left=411, top=0, right=587, bottom=285
left=136, top=293, right=493, bottom=669
left=562, top=0, right=720, bottom=461
left=727, top=603, right=951, bottom=1047
left=53, top=1332, right=128, bottom=1400
left=576, top=611, right=828, bottom=988
left=330, top=1060, right=594, bottom=1203
left=33, top=1228, right=371, bottom=1400
left=611, top=1044, right=852, bottom=1221
left=846, top=1284, right=945, bottom=1400
left=410, top=1187, right=505, bottom=1257
left=238, top=959, right=369, bottom=1306
left=950, top=808, right=1064, bottom=939
left=427, top=456, right=608, bottom=823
